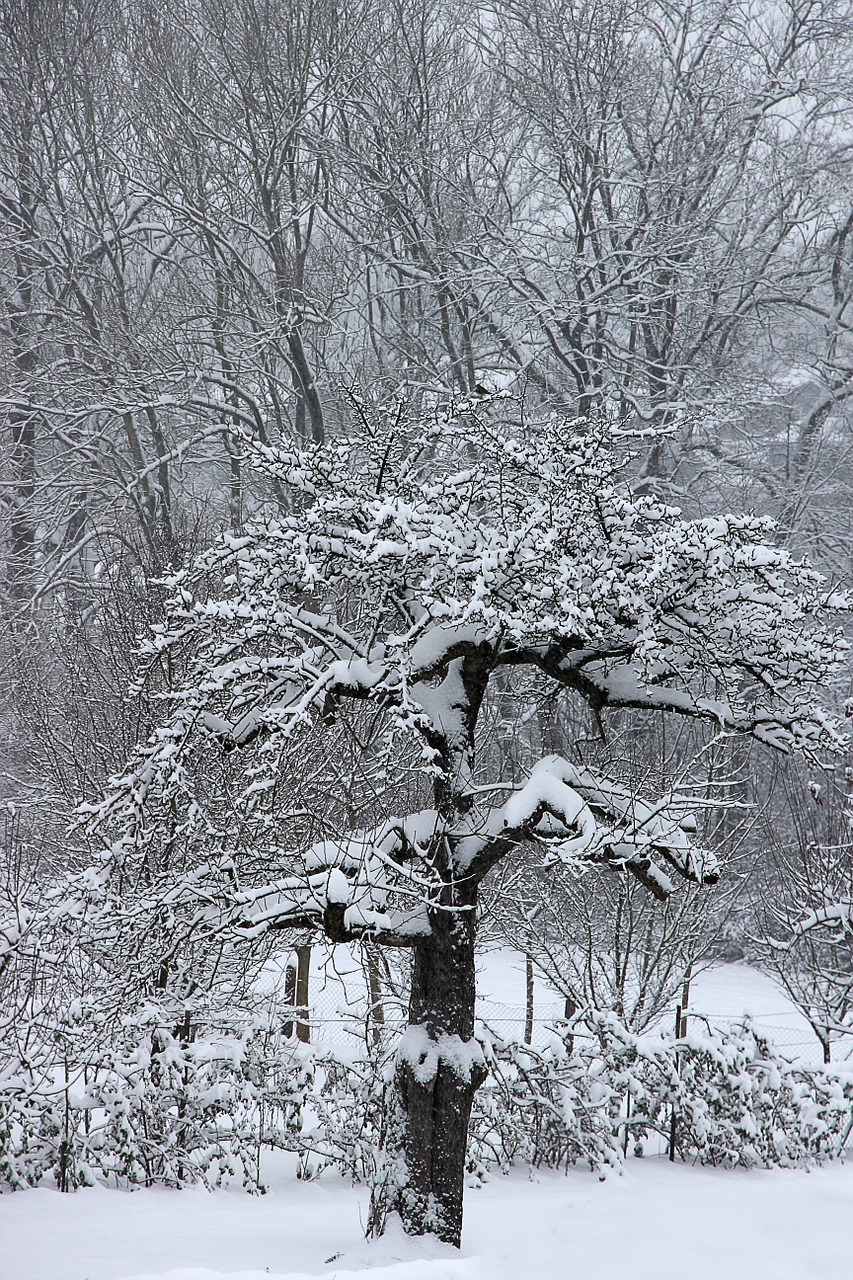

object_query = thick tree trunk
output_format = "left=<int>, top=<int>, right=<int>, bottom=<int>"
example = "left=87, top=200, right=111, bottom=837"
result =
left=391, top=889, right=486, bottom=1247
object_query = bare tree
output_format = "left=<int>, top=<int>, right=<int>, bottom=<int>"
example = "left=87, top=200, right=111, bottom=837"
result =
left=754, top=762, right=853, bottom=1063
left=478, top=1, right=853, bottom=427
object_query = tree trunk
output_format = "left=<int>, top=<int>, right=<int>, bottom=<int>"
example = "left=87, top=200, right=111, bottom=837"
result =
left=283, top=958, right=296, bottom=1038
left=524, top=955, right=534, bottom=1045
left=282, top=945, right=311, bottom=1041
left=391, top=891, right=486, bottom=1246
left=365, top=944, right=385, bottom=1048
left=294, top=944, right=311, bottom=1044
left=8, top=406, right=37, bottom=597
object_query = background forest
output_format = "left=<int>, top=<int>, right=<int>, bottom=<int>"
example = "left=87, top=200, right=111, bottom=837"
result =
left=4, top=0, right=853, bottom=1248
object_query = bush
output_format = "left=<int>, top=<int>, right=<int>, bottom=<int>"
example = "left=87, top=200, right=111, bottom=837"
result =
left=469, top=1013, right=853, bottom=1176
left=0, top=1007, right=313, bottom=1192
left=4, top=1005, right=852, bottom=1195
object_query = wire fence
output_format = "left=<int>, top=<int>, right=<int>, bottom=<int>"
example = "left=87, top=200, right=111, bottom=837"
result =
left=255, top=950, right=853, bottom=1068
left=263, top=980, right=853, bottom=1068
left=254, top=966, right=853, bottom=1159
left=690, top=1017, right=836, bottom=1067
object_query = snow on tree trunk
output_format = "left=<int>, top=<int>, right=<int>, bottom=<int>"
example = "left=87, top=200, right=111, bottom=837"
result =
left=394, top=886, right=486, bottom=1245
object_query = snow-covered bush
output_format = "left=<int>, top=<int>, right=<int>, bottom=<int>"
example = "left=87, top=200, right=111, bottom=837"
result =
left=4, top=998, right=853, bottom=1196
left=0, top=1006, right=315, bottom=1193
left=674, top=1020, right=853, bottom=1166
left=468, top=1014, right=853, bottom=1176
left=0, top=986, right=399, bottom=1196
left=294, top=1044, right=389, bottom=1185
left=469, top=1028, right=624, bottom=1177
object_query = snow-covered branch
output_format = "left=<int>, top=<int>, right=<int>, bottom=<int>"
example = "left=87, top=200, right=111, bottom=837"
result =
left=87, top=399, right=847, bottom=965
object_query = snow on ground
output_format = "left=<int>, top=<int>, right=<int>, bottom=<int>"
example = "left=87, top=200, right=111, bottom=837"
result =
left=4, top=1154, right=853, bottom=1280
left=4, top=959, right=850, bottom=1280
left=690, top=961, right=811, bottom=1023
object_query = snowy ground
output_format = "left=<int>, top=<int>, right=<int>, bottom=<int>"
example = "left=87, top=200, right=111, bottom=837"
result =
left=4, top=1154, right=853, bottom=1280
left=4, top=960, right=852, bottom=1280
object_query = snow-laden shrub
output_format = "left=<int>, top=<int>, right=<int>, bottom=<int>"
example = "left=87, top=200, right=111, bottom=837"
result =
left=0, top=1008, right=314, bottom=1193
left=0, top=1002, right=393, bottom=1195
left=469, top=1014, right=853, bottom=1176
left=468, top=1029, right=624, bottom=1177
left=674, top=1019, right=853, bottom=1166
left=0, top=1067, right=65, bottom=1191
left=5, top=1005, right=853, bottom=1195
left=294, top=1044, right=388, bottom=1184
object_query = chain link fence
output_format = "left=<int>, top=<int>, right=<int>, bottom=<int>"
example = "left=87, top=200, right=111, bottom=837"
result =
left=255, top=954, right=853, bottom=1161
left=256, top=952, right=853, bottom=1069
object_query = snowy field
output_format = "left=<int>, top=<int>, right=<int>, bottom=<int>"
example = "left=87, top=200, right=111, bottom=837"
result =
left=4, top=959, right=853, bottom=1280
left=4, top=1154, right=853, bottom=1280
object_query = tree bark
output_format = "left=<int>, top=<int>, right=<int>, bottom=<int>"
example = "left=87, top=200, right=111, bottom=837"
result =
left=294, top=944, right=311, bottom=1044
left=365, top=944, right=385, bottom=1048
left=524, top=954, right=534, bottom=1045
left=392, top=885, right=486, bottom=1247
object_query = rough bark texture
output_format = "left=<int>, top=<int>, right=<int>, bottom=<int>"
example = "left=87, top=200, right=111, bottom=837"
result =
left=294, top=944, right=311, bottom=1044
left=394, top=883, right=487, bottom=1246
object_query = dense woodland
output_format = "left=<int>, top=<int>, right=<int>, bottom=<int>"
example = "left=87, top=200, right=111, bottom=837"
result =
left=4, top=0, right=853, bottom=1248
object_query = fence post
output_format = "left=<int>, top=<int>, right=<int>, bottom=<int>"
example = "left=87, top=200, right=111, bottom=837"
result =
left=564, top=996, right=576, bottom=1054
left=669, top=1003, right=681, bottom=1163
left=283, top=958, right=296, bottom=1038
left=366, top=945, right=385, bottom=1047
left=680, top=965, right=692, bottom=1038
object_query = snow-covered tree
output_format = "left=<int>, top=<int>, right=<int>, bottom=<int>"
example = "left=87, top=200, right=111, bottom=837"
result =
left=87, top=395, right=847, bottom=1244
left=754, top=764, right=853, bottom=1062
